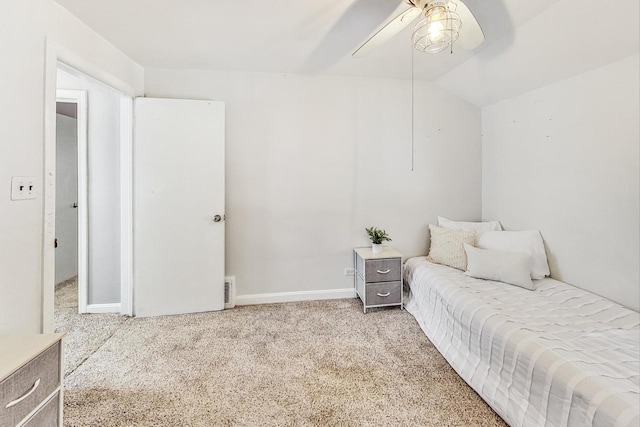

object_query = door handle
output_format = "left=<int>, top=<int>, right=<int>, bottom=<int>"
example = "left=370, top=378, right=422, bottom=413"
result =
left=72, top=203, right=78, bottom=208
left=213, top=215, right=224, bottom=222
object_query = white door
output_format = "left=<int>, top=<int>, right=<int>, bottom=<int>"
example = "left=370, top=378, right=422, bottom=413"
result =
left=133, top=98, right=225, bottom=317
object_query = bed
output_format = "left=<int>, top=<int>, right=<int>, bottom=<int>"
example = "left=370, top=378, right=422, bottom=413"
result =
left=404, top=256, right=640, bottom=427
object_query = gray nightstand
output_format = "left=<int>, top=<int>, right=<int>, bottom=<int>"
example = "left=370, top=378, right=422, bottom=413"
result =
left=353, top=247, right=403, bottom=313
left=0, top=334, right=65, bottom=427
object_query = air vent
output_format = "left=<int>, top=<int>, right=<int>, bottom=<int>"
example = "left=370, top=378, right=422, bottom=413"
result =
left=224, top=276, right=235, bottom=309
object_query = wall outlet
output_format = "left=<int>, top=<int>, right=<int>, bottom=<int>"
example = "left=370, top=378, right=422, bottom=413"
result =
left=344, top=267, right=355, bottom=276
left=11, top=176, right=37, bottom=200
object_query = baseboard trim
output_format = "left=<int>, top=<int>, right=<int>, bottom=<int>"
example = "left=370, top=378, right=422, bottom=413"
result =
left=236, top=288, right=355, bottom=306
left=86, top=303, right=121, bottom=314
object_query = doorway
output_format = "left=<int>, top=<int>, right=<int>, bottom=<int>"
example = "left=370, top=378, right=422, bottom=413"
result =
left=50, top=64, right=135, bottom=373
left=43, top=53, right=134, bottom=334
left=56, top=64, right=126, bottom=316
left=54, top=97, right=83, bottom=321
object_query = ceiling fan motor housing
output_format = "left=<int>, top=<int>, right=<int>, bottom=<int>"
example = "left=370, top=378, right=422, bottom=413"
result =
left=406, top=0, right=441, bottom=9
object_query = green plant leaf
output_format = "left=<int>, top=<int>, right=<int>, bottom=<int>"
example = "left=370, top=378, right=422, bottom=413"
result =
left=365, top=226, right=392, bottom=244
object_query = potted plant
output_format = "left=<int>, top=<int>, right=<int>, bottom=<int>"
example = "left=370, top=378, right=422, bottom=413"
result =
left=366, top=227, right=392, bottom=253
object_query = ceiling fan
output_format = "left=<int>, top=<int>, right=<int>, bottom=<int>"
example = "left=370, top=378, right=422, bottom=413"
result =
left=353, top=0, right=485, bottom=57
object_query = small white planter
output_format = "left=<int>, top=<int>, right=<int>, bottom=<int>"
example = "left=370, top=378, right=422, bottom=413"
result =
left=371, top=243, right=383, bottom=253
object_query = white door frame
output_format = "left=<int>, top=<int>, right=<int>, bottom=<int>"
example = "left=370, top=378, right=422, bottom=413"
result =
left=43, top=39, right=136, bottom=332
left=119, top=97, right=133, bottom=316
left=55, top=90, right=89, bottom=314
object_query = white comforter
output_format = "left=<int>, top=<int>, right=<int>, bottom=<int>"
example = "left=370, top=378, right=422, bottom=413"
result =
left=404, top=257, right=640, bottom=427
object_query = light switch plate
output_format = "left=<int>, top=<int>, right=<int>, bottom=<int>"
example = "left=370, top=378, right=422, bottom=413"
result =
left=11, top=176, right=37, bottom=200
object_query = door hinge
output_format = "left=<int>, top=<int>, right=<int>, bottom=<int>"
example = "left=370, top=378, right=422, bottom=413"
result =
left=54, top=238, right=58, bottom=248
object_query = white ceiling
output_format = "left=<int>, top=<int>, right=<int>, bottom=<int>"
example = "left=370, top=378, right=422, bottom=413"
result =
left=54, top=0, right=556, bottom=80
left=437, top=0, right=640, bottom=106
left=54, top=0, right=639, bottom=105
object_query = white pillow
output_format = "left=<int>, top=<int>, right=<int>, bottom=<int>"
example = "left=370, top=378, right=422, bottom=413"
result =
left=477, top=230, right=550, bottom=279
left=438, top=216, right=502, bottom=234
left=426, top=224, right=476, bottom=271
left=463, top=244, right=534, bottom=290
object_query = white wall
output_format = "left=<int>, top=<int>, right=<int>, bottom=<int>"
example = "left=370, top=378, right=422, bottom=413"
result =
left=0, top=0, right=143, bottom=334
left=57, top=67, right=123, bottom=304
left=144, top=69, right=482, bottom=299
left=55, top=113, right=78, bottom=284
left=482, top=54, right=640, bottom=311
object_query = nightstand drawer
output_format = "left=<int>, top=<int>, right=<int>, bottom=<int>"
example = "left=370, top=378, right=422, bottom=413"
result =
left=365, top=281, right=402, bottom=306
left=365, top=258, right=401, bottom=282
left=0, top=343, right=60, bottom=427
left=23, top=392, right=59, bottom=427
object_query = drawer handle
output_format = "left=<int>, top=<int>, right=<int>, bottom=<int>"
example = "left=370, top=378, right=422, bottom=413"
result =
left=6, top=378, right=40, bottom=408
left=376, top=292, right=391, bottom=297
left=376, top=269, right=391, bottom=274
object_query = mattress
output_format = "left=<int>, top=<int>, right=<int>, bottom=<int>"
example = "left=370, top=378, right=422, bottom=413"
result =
left=404, top=257, right=640, bottom=427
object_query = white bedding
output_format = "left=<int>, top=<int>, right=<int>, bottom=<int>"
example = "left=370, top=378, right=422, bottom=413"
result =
left=404, top=257, right=640, bottom=427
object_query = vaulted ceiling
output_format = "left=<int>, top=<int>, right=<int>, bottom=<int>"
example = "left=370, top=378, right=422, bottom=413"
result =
left=54, top=0, right=639, bottom=106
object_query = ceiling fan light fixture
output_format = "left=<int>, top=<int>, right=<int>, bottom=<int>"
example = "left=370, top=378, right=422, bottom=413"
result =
left=412, top=1, right=462, bottom=54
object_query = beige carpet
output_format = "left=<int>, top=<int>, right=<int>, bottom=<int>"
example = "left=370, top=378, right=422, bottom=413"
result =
left=56, top=291, right=506, bottom=427
left=54, top=277, right=131, bottom=374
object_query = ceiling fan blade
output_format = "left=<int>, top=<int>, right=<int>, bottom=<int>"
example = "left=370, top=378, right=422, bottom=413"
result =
left=352, top=7, right=422, bottom=58
left=454, top=0, right=485, bottom=50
